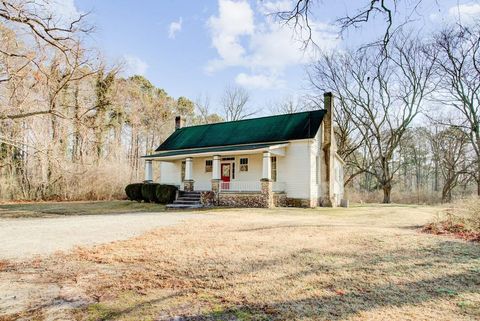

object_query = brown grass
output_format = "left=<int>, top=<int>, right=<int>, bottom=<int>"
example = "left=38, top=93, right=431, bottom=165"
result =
left=0, top=206, right=479, bottom=321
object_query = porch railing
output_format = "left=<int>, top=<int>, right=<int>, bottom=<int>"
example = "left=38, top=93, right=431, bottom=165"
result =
left=220, top=181, right=261, bottom=192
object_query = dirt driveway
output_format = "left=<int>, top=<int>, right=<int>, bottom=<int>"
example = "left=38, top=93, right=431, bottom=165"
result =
left=0, top=212, right=203, bottom=260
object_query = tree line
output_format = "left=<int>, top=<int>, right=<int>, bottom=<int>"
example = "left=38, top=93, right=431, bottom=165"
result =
left=310, top=25, right=479, bottom=203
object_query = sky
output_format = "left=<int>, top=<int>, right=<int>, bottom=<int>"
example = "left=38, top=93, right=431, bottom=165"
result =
left=49, top=0, right=480, bottom=116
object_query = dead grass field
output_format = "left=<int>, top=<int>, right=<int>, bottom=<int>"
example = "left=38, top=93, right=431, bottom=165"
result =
left=0, top=205, right=479, bottom=321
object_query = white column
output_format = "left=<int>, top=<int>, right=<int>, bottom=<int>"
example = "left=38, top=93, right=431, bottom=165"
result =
left=144, top=159, right=153, bottom=182
left=262, top=151, right=271, bottom=180
left=185, top=157, right=193, bottom=180
left=212, top=155, right=221, bottom=180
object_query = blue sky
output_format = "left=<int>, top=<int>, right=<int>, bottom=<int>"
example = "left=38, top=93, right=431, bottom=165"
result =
left=56, top=0, right=480, bottom=116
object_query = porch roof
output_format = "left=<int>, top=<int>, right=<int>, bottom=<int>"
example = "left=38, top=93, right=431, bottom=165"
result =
left=143, top=142, right=288, bottom=160
left=155, top=109, right=326, bottom=152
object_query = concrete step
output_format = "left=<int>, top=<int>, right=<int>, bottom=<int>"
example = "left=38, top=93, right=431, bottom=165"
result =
left=173, top=200, right=201, bottom=205
left=180, top=193, right=201, bottom=198
left=166, top=203, right=203, bottom=210
left=177, top=197, right=201, bottom=201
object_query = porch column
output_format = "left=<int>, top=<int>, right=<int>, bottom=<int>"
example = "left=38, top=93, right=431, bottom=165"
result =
left=261, top=151, right=273, bottom=208
left=211, top=155, right=221, bottom=193
left=144, top=159, right=153, bottom=183
left=184, top=157, right=194, bottom=191
left=262, top=151, right=271, bottom=180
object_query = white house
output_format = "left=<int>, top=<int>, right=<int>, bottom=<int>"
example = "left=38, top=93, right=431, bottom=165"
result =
left=142, top=92, right=345, bottom=208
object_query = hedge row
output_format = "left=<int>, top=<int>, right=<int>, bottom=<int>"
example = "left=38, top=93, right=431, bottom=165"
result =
left=125, top=183, right=178, bottom=204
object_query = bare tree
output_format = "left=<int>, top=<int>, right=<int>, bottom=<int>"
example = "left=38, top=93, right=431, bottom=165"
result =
left=432, top=25, right=480, bottom=196
left=220, top=85, right=255, bottom=121
left=0, top=0, right=93, bottom=121
left=273, top=0, right=426, bottom=49
left=310, top=34, right=436, bottom=203
left=427, top=126, right=471, bottom=202
left=268, top=96, right=312, bottom=114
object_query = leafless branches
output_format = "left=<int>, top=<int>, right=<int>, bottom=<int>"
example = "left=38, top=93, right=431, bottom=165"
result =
left=220, top=85, right=255, bottom=121
left=310, top=33, right=435, bottom=203
left=430, top=24, right=480, bottom=195
left=273, top=0, right=424, bottom=50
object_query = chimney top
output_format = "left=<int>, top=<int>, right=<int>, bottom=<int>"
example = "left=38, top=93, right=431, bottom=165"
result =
left=324, top=92, right=333, bottom=97
left=175, top=116, right=183, bottom=130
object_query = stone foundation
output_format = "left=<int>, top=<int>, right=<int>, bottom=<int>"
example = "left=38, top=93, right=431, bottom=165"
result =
left=273, top=192, right=287, bottom=207
left=218, top=192, right=268, bottom=208
left=200, top=191, right=216, bottom=206
left=286, top=198, right=314, bottom=208
left=184, top=180, right=194, bottom=192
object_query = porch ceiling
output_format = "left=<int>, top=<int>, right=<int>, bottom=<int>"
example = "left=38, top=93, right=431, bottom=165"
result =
left=143, top=142, right=288, bottom=161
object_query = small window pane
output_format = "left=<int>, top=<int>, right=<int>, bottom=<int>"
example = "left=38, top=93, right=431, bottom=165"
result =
left=205, top=160, right=212, bottom=172
left=271, top=156, right=277, bottom=182
left=240, top=158, right=248, bottom=171
left=181, top=161, right=186, bottom=182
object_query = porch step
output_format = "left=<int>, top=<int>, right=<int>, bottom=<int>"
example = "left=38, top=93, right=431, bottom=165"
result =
left=166, top=190, right=202, bottom=210
left=173, top=200, right=201, bottom=205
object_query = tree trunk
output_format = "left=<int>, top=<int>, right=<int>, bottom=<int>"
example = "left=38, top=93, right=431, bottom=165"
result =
left=382, top=184, right=392, bottom=203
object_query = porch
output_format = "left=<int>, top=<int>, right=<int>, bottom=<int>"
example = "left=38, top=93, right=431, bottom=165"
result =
left=143, top=142, right=288, bottom=207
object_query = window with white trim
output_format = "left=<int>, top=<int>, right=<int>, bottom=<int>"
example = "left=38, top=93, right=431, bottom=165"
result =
left=181, top=161, right=186, bottom=182
left=205, top=160, right=212, bottom=172
left=271, top=156, right=277, bottom=182
left=240, top=158, right=248, bottom=171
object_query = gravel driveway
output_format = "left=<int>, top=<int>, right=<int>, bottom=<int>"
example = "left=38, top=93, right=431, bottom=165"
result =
left=0, top=212, right=202, bottom=260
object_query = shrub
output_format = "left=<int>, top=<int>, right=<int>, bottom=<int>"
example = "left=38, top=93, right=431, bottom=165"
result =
left=141, top=183, right=160, bottom=203
left=423, top=197, right=480, bottom=242
left=125, top=183, right=144, bottom=202
left=156, top=184, right=178, bottom=204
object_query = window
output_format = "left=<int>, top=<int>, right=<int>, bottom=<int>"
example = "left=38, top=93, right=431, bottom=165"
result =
left=232, top=162, right=235, bottom=179
left=205, top=160, right=212, bottom=172
left=240, top=158, right=248, bottom=171
left=181, top=161, right=186, bottom=182
left=271, top=156, right=277, bottom=182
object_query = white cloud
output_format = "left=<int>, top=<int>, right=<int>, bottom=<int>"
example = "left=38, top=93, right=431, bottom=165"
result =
left=206, top=0, right=255, bottom=72
left=235, top=72, right=284, bottom=89
left=206, top=0, right=339, bottom=89
left=122, top=55, right=148, bottom=76
left=168, top=17, right=183, bottom=39
left=448, top=3, right=480, bottom=24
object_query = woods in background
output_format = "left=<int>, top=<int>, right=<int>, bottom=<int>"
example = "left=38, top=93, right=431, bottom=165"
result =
left=1, top=0, right=478, bottom=204
left=311, top=25, right=479, bottom=203
left=0, top=1, right=212, bottom=200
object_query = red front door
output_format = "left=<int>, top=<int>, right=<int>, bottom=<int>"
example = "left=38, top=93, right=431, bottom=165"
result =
left=221, top=164, right=231, bottom=182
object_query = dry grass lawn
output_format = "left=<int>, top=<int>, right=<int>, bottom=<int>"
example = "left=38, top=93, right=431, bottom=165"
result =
left=0, top=205, right=479, bottom=320
left=0, top=200, right=165, bottom=218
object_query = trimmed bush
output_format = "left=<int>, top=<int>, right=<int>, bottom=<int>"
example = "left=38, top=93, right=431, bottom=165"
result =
left=156, top=184, right=178, bottom=204
left=125, top=183, right=144, bottom=202
left=141, top=183, right=160, bottom=203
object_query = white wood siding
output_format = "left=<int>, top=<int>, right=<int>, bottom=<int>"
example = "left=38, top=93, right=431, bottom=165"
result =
left=280, top=140, right=312, bottom=199
left=159, top=161, right=181, bottom=185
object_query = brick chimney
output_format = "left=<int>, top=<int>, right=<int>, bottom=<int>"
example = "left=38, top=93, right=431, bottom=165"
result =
left=323, top=92, right=333, bottom=147
left=321, top=92, right=335, bottom=207
left=175, top=116, right=183, bottom=130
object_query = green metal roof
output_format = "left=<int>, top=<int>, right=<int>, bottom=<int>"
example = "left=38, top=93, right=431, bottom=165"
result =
left=155, top=109, right=326, bottom=152
left=144, top=142, right=286, bottom=159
